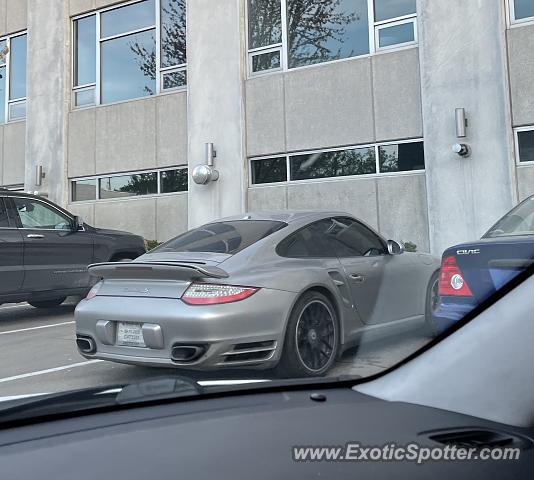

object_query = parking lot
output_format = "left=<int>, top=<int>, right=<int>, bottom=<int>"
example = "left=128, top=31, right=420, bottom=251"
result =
left=0, top=298, right=431, bottom=398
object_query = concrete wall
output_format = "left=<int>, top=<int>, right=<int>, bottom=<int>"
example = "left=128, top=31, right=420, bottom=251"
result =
left=0, top=0, right=27, bottom=35
left=0, top=0, right=27, bottom=188
left=25, top=0, right=69, bottom=204
left=246, top=48, right=422, bottom=158
left=0, top=122, right=25, bottom=185
left=509, top=22, right=534, bottom=201
left=517, top=165, right=534, bottom=201
left=66, top=90, right=188, bottom=240
left=186, top=0, right=247, bottom=228
left=245, top=48, right=427, bottom=249
left=65, top=1, right=189, bottom=241
left=419, top=0, right=515, bottom=254
left=508, top=23, right=534, bottom=127
left=69, top=0, right=128, bottom=16
left=248, top=173, right=430, bottom=252
left=68, top=193, right=188, bottom=242
left=67, top=93, right=187, bottom=177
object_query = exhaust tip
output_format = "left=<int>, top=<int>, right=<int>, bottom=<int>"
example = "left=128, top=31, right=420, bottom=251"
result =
left=171, top=345, right=206, bottom=363
left=76, top=335, right=96, bottom=354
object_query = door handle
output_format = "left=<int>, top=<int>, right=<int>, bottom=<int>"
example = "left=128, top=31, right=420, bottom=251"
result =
left=27, top=234, right=44, bottom=239
left=349, top=274, right=365, bottom=282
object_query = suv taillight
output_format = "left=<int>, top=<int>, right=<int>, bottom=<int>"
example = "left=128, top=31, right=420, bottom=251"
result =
left=181, top=283, right=258, bottom=305
left=438, top=256, right=473, bottom=297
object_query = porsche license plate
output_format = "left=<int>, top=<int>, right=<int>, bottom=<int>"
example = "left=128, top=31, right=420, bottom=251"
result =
left=117, top=322, right=146, bottom=347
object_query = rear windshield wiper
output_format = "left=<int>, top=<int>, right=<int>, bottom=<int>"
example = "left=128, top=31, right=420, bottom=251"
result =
left=0, top=376, right=202, bottom=426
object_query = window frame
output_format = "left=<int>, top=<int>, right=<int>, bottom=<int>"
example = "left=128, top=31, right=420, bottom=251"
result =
left=330, top=215, right=387, bottom=258
left=71, top=0, right=187, bottom=110
left=514, top=126, right=534, bottom=165
left=374, top=15, right=417, bottom=52
left=508, top=0, right=534, bottom=26
left=70, top=166, right=188, bottom=203
left=276, top=218, right=341, bottom=259
left=9, top=196, right=76, bottom=231
left=246, top=0, right=418, bottom=77
left=248, top=139, right=425, bottom=187
left=0, top=198, right=13, bottom=229
left=0, top=30, right=28, bottom=124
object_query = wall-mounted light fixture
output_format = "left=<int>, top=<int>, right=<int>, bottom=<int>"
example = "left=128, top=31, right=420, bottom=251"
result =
left=192, top=143, right=220, bottom=185
left=452, top=143, right=471, bottom=157
left=453, top=108, right=470, bottom=157
left=455, top=108, right=467, bottom=138
left=35, top=165, right=45, bottom=186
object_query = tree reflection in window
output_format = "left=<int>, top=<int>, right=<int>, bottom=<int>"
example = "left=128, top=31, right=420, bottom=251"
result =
left=287, top=0, right=369, bottom=68
left=290, top=147, right=376, bottom=180
left=248, top=0, right=369, bottom=71
left=100, top=173, right=157, bottom=199
left=122, top=173, right=158, bottom=195
left=160, top=0, right=187, bottom=68
left=251, top=157, right=287, bottom=184
left=248, top=0, right=283, bottom=49
left=378, top=142, right=424, bottom=173
left=161, top=168, right=188, bottom=193
left=129, top=0, right=186, bottom=93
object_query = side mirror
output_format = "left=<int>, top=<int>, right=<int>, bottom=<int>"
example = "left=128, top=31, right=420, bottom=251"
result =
left=71, top=215, right=84, bottom=231
left=387, top=239, right=404, bottom=255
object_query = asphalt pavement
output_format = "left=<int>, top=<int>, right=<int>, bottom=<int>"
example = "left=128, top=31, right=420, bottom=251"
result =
left=0, top=298, right=431, bottom=398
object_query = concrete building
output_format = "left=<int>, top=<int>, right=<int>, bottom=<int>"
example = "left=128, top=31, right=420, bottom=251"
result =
left=0, top=0, right=533, bottom=254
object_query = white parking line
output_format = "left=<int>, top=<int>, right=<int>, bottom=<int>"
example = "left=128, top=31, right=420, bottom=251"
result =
left=0, top=321, right=75, bottom=336
left=0, top=304, right=31, bottom=310
left=0, top=360, right=103, bottom=384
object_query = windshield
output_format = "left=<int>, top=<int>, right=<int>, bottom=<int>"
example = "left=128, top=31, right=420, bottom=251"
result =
left=154, top=220, right=287, bottom=254
left=484, top=196, right=534, bottom=238
left=1, top=0, right=533, bottom=434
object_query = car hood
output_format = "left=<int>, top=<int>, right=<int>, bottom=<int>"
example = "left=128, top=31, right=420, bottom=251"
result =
left=136, top=251, right=232, bottom=266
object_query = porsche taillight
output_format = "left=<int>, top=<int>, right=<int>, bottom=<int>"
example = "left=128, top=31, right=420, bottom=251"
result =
left=181, top=283, right=259, bottom=305
left=85, top=281, right=103, bottom=300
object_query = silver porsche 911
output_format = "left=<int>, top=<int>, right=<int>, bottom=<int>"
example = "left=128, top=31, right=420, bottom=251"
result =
left=75, top=211, right=440, bottom=377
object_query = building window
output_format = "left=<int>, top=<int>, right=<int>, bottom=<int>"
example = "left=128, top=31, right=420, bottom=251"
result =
left=287, top=0, right=370, bottom=69
left=510, top=0, right=534, bottom=23
left=72, top=0, right=186, bottom=108
left=247, top=0, right=417, bottom=75
left=100, top=172, right=158, bottom=199
left=249, top=140, right=424, bottom=185
left=251, top=157, right=288, bottom=184
left=0, top=32, right=27, bottom=123
left=71, top=167, right=187, bottom=202
left=72, top=178, right=97, bottom=201
left=290, top=147, right=376, bottom=180
left=160, top=167, right=188, bottom=193
left=378, top=141, right=424, bottom=172
left=516, top=129, right=534, bottom=163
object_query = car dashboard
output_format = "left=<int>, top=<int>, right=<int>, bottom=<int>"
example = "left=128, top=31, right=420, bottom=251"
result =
left=0, top=386, right=532, bottom=479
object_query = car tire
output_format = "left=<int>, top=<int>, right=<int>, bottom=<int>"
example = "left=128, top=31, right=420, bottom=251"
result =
left=277, top=291, right=340, bottom=378
left=423, top=271, right=440, bottom=337
left=28, top=297, right=67, bottom=309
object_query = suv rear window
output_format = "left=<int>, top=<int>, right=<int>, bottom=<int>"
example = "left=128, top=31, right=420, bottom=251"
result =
left=156, top=220, right=287, bottom=254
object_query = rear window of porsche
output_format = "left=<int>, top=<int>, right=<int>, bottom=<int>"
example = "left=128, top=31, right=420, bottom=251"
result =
left=156, top=220, right=287, bottom=254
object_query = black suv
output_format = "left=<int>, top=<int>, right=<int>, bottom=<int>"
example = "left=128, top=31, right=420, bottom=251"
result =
left=0, top=190, right=147, bottom=308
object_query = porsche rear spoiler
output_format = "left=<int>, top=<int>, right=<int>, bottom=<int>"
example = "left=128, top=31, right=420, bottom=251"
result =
left=88, top=262, right=229, bottom=281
